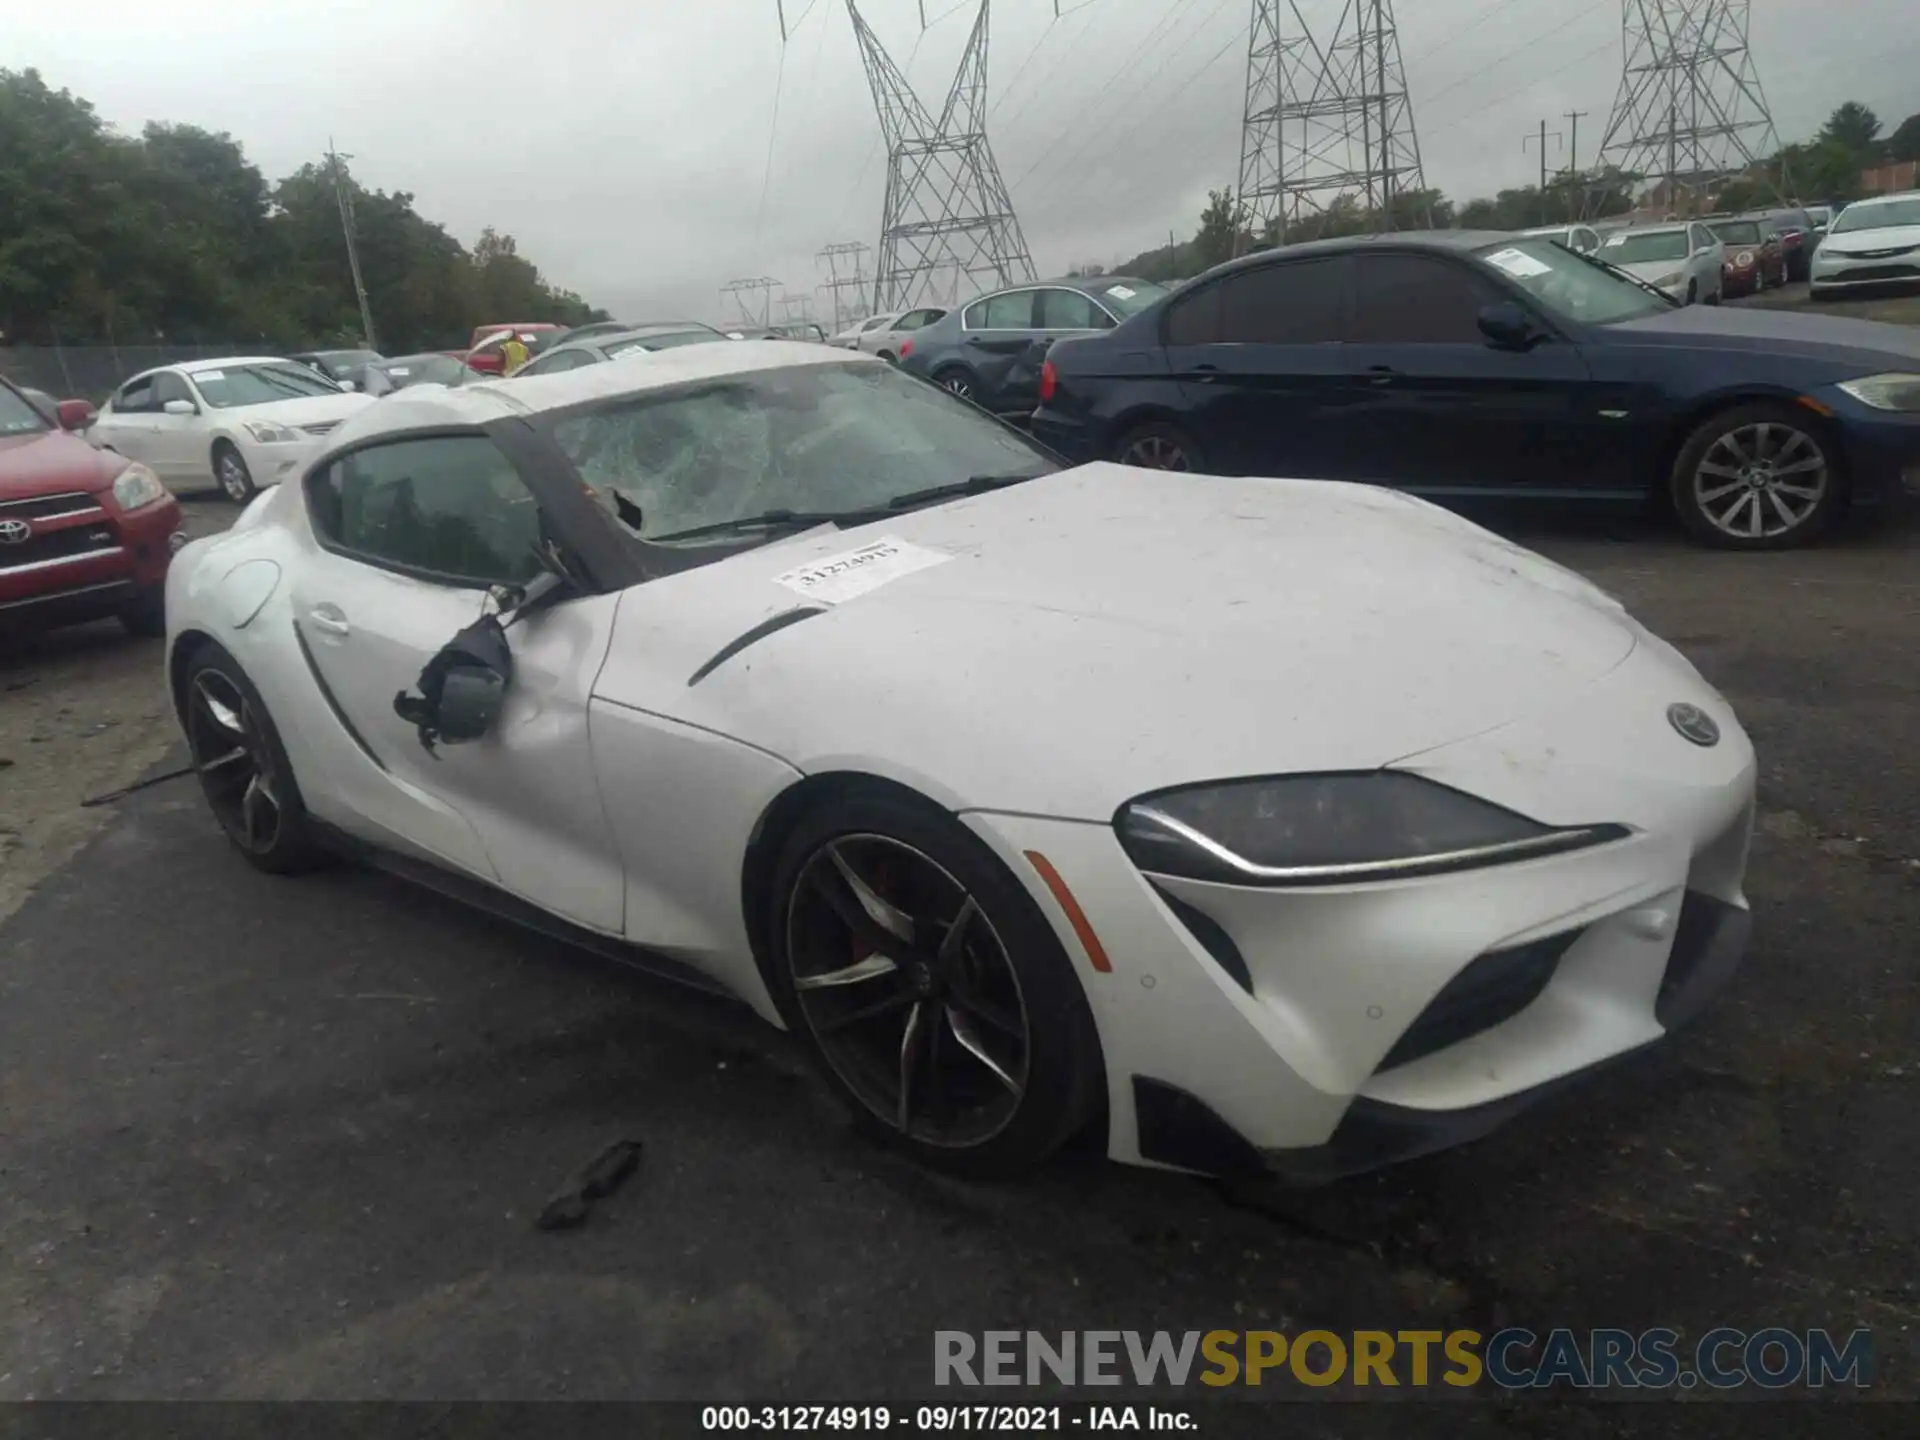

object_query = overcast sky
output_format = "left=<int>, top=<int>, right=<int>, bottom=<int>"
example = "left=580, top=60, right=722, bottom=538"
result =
left=8, top=0, right=1917, bottom=326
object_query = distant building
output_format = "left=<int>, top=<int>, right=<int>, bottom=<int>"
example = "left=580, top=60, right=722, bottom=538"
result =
left=1860, top=161, right=1920, bottom=195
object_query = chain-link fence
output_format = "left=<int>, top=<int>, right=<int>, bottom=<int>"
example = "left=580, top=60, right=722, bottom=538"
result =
left=0, top=344, right=295, bottom=402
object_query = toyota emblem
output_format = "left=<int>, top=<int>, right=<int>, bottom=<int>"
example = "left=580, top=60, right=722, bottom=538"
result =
left=0, top=517, right=31, bottom=545
left=1666, top=702, right=1721, bottom=748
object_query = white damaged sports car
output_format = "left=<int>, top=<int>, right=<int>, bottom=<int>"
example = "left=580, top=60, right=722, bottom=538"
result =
left=164, top=341, right=1757, bottom=1179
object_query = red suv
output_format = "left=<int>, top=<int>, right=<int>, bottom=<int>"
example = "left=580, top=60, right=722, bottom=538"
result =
left=0, top=378, right=185, bottom=636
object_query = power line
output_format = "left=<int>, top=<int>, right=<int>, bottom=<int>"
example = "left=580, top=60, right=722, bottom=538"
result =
left=994, top=0, right=1175, bottom=140
left=1422, top=33, right=1619, bottom=140
left=1020, top=0, right=1243, bottom=225
left=751, top=43, right=790, bottom=258
left=1414, top=0, right=1613, bottom=118
left=1007, top=0, right=1221, bottom=196
left=1414, top=0, right=1534, bottom=65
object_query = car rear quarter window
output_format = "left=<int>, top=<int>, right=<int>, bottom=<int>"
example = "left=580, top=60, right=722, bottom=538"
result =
left=1348, top=254, right=1497, bottom=344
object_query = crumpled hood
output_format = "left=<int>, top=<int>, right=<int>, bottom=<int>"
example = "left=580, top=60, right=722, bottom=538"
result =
left=595, top=465, right=1641, bottom=820
left=0, top=428, right=126, bottom=497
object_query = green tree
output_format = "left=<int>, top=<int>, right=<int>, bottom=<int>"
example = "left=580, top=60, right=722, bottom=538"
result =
left=1818, top=101, right=1882, bottom=157
left=0, top=66, right=601, bottom=351
left=1192, top=187, right=1242, bottom=271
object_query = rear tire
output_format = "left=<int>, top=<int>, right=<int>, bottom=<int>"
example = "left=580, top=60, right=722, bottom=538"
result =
left=765, top=785, right=1105, bottom=1179
left=181, top=641, right=322, bottom=873
left=1114, top=420, right=1205, bottom=473
left=933, top=367, right=978, bottom=403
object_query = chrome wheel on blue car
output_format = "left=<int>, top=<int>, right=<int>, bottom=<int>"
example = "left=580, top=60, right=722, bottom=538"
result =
left=1672, top=402, right=1841, bottom=550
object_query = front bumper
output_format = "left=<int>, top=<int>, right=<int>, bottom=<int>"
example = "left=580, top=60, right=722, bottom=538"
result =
left=1831, top=402, right=1920, bottom=507
left=0, top=492, right=183, bottom=626
left=965, top=630, right=1756, bottom=1178
left=1811, top=249, right=1920, bottom=291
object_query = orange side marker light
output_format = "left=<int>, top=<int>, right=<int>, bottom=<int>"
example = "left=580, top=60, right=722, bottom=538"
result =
left=1024, top=850, right=1113, bottom=973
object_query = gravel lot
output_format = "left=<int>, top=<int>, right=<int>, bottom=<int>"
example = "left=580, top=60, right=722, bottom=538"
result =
left=3, top=301, right=1918, bottom=1417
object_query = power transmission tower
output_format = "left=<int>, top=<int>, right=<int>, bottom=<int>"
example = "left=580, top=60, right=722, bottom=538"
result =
left=777, top=292, right=817, bottom=327
left=327, top=140, right=376, bottom=350
left=1592, top=0, right=1782, bottom=218
left=720, top=278, right=782, bottom=326
left=846, top=0, right=1036, bottom=312
left=817, top=241, right=873, bottom=331
left=1236, top=0, right=1427, bottom=248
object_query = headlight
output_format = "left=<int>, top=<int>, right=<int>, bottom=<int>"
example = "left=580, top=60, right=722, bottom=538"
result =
left=1835, top=373, right=1920, bottom=412
left=244, top=420, right=301, bottom=443
left=1115, top=773, right=1627, bottom=886
left=1655, top=271, right=1684, bottom=288
left=111, top=462, right=169, bottom=512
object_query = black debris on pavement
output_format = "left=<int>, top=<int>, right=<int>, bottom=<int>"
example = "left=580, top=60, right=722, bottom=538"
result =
left=534, top=1138, right=643, bottom=1232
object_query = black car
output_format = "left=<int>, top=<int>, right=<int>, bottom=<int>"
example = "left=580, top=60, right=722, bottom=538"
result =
left=897, top=276, right=1170, bottom=416
left=291, top=348, right=382, bottom=383
left=1031, top=231, right=1920, bottom=550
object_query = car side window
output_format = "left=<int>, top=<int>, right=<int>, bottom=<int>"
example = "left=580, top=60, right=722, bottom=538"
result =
left=115, top=376, right=158, bottom=414
left=970, top=291, right=1035, bottom=329
left=1347, top=255, right=1494, bottom=345
left=1163, top=282, right=1224, bottom=346
left=1038, top=288, right=1108, bottom=329
left=306, top=435, right=546, bottom=588
left=153, top=372, right=195, bottom=409
left=1215, top=258, right=1347, bottom=344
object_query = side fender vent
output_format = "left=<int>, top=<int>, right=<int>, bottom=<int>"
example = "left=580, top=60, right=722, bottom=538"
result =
left=687, top=606, right=829, bottom=686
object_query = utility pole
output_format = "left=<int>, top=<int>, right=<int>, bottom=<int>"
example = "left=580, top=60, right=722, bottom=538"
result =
left=1524, top=120, right=1563, bottom=225
left=1562, top=108, right=1590, bottom=221
left=327, top=140, right=377, bottom=351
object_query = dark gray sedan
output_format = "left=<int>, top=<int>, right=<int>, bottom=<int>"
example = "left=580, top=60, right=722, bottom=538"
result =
left=897, top=276, right=1168, bottom=417
left=512, top=323, right=728, bottom=377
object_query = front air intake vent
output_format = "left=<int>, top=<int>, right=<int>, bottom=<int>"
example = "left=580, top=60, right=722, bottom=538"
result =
left=1376, top=928, right=1582, bottom=1072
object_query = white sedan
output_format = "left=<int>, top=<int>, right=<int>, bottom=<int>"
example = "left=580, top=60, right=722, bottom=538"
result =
left=163, top=342, right=1756, bottom=1179
left=87, top=356, right=375, bottom=503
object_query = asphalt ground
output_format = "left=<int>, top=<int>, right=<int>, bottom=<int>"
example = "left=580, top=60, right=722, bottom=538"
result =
left=3, top=304, right=1919, bottom=1423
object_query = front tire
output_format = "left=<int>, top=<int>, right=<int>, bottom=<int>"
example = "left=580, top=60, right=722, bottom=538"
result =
left=213, top=442, right=257, bottom=503
left=1670, top=402, right=1845, bottom=550
left=765, top=785, right=1104, bottom=1178
left=181, top=642, right=321, bottom=873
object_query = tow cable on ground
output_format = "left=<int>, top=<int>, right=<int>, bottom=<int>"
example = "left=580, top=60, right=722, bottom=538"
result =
left=80, top=763, right=198, bottom=808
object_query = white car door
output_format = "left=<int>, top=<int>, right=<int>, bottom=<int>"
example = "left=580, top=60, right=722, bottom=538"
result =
left=289, top=431, right=627, bottom=934
left=147, top=371, right=212, bottom=483
left=91, top=375, right=161, bottom=463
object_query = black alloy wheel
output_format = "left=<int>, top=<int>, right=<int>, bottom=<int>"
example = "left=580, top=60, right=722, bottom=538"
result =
left=768, top=787, right=1103, bottom=1176
left=181, top=644, right=319, bottom=872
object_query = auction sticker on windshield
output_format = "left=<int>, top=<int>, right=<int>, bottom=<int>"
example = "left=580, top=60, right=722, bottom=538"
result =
left=1484, top=248, right=1553, bottom=279
left=773, top=536, right=952, bottom=605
